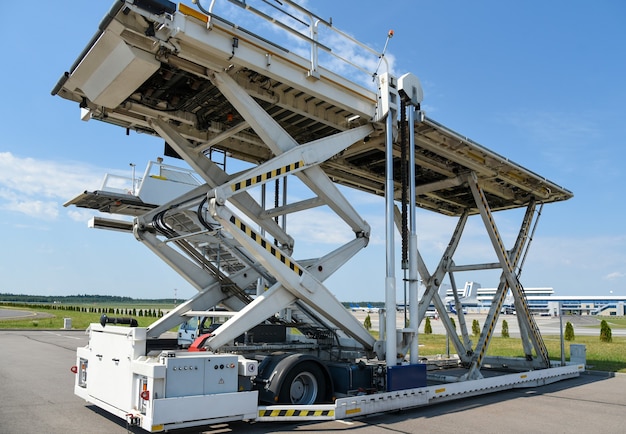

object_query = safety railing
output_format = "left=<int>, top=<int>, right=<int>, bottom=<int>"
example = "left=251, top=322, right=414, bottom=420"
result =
left=98, top=160, right=201, bottom=197
left=196, top=0, right=391, bottom=86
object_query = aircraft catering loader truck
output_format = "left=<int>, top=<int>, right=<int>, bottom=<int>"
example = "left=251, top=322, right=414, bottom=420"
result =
left=54, top=0, right=585, bottom=431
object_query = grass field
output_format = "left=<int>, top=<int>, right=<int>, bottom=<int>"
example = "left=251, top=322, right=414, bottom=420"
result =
left=415, top=333, right=626, bottom=373
left=2, top=305, right=624, bottom=373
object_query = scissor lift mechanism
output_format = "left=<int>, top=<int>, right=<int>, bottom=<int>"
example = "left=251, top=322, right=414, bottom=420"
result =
left=56, top=0, right=580, bottom=427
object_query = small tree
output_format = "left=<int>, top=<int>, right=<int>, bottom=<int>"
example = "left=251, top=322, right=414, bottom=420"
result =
left=363, top=314, right=372, bottom=331
left=600, top=320, right=612, bottom=342
left=424, top=317, right=432, bottom=334
left=501, top=319, right=510, bottom=338
left=450, top=317, right=456, bottom=331
left=472, top=319, right=480, bottom=336
left=564, top=321, right=575, bottom=341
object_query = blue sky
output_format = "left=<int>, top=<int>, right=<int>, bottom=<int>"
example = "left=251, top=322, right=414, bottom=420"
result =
left=0, top=1, right=624, bottom=301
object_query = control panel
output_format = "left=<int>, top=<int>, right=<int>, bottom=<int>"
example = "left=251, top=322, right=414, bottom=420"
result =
left=163, top=354, right=239, bottom=398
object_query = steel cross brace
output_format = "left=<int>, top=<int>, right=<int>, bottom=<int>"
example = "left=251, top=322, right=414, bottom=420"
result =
left=403, top=172, right=550, bottom=373
left=466, top=172, right=549, bottom=369
left=447, top=265, right=473, bottom=351
left=206, top=200, right=375, bottom=351
left=463, top=199, right=540, bottom=379
left=146, top=264, right=254, bottom=338
left=137, top=71, right=375, bottom=346
left=212, top=124, right=374, bottom=206
left=209, top=70, right=372, bottom=237
left=130, top=180, right=275, bottom=336
left=150, top=118, right=294, bottom=252
left=135, top=222, right=265, bottom=337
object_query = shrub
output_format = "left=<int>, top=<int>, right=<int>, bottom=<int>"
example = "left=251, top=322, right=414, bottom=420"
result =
left=564, top=321, right=575, bottom=341
left=600, top=320, right=612, bottom=343
left=364, top=314, right=371, bottom=331
left=501, top=319, right=509, bottom=338
left=472, top=319, right=480, bottom=336
left=450, top=317, right=456, bottom=330
left=424, top=317, right=432, bottom=334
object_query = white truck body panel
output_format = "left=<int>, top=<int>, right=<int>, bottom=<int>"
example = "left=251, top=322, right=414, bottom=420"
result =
left=76, top=325, right=259, bottom=431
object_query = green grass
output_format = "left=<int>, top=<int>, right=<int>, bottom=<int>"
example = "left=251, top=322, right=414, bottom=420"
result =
left=361, top=329, right=625, bottom=373
left=2, top=306, right=625, bottom=373
left=414, top=333, right=626, bottom=373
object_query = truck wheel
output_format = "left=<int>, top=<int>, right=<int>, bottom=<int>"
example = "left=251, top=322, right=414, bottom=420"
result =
left=278, top=361, right=326, bottom=405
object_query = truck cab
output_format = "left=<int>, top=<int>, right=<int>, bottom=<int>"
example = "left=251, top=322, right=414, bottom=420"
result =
left=178, top=311, right=229, bottom=348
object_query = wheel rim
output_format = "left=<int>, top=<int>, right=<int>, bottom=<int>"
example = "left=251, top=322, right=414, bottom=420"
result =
left=289, top=371, right=318, bottom=405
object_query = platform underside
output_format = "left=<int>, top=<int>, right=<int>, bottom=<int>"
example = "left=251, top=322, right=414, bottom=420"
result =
left=65, top=189, right=155, bottom=216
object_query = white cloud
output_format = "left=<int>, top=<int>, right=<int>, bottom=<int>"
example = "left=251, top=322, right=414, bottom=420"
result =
left=0, top=152, right=102, bottom=220
left=605, top=272, right=625, bottom=280
left=5, top=199, right=59, bottom=219
left=67, top=208, right=97, bottom=223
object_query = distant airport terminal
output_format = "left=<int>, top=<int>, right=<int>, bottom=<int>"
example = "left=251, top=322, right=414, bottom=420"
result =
left=437, top=281, right=626, bottom=316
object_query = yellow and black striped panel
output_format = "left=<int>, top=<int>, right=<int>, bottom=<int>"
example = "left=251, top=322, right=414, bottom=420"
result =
left=258, top=408, right=334, bottom=418
left=231, top=160, right=304, bottom=192
left=229, top=215, right=303, bottom=276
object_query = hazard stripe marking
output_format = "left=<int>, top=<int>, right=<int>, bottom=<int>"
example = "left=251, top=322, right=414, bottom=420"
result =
left=231, top=161, right=304, bottom=192
left=229, top=215, right=303, bottom=276
left=258, top=409, right=334, bottom=417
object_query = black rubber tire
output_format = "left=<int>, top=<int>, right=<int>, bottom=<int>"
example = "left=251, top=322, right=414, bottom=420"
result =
left=277, top=361, right=326, bottom=405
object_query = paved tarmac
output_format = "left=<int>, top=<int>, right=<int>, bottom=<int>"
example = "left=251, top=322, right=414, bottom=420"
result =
left=1, top=329, right=625, bottom=434
left=0, top=308, right=54, bottom=320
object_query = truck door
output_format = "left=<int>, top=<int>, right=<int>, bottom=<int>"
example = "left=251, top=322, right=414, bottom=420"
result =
left=178, top=316, right=200, bottom=348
